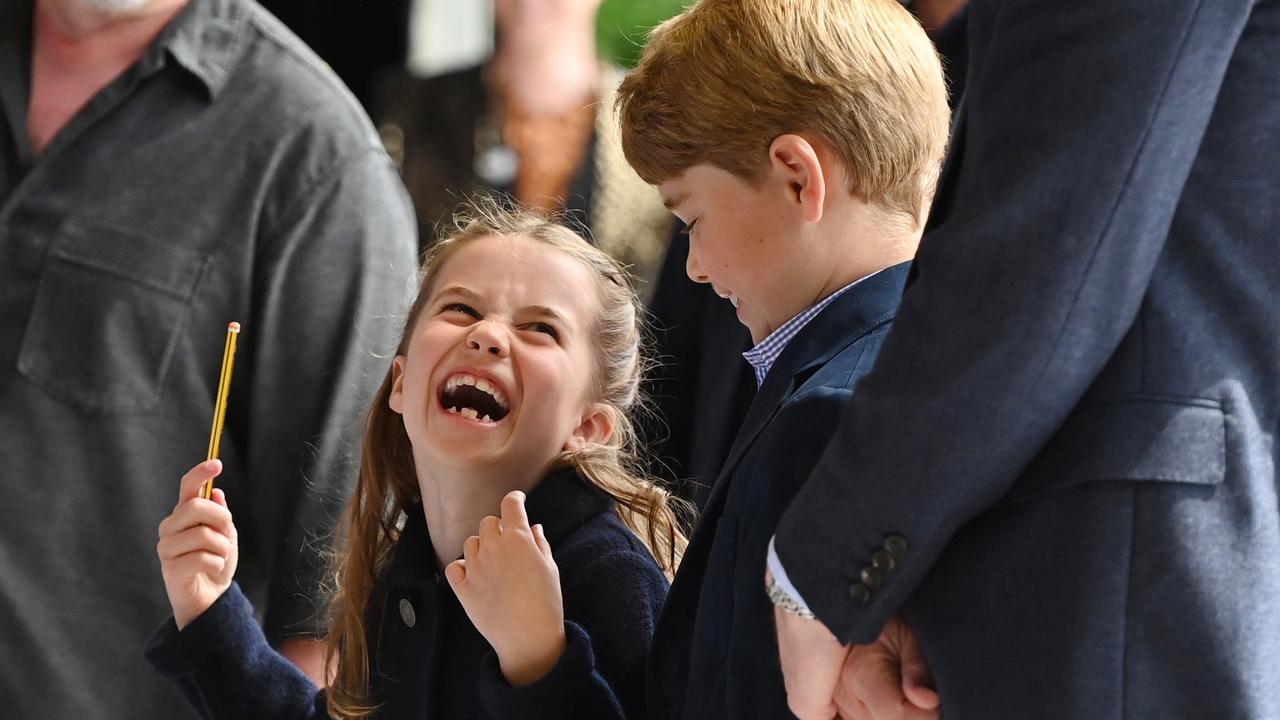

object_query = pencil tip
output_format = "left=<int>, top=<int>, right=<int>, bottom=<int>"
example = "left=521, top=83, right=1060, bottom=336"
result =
left=228, top=321, right=241, bottom=333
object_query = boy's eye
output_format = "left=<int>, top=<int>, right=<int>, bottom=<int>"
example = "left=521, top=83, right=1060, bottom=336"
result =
left=678, top=218, right=698, bottom=236
left=442, top=302, right=480, bottom=319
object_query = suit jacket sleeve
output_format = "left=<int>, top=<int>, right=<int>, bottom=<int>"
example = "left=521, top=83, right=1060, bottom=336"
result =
left=774, top=0, right=1254, bottom=644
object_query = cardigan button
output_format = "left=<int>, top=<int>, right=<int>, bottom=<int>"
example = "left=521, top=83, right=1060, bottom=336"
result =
left=399, top=598, right=417, bottom=628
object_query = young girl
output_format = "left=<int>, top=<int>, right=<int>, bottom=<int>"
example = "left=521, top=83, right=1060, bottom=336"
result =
left=145, top=203, right=688, bottom=719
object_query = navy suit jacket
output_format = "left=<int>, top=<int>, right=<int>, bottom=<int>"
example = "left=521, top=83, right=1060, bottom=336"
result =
left=776, top=1, right=1280, bottom=718
left=649, top=263, right=910, bottom=720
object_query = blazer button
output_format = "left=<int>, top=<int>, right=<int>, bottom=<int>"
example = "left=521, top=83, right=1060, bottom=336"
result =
left=399, top=598, right=417, bottom=628
left=871, top=550, right=895, bottom=572
left=859, top=566, right=882, bottom=588
left=885, top=535, right=908, bottom=559
left=848, top=583, right=872, bottom=606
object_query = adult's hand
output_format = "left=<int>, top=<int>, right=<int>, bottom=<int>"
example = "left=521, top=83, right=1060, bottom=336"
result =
left=773, top=573, right=851, bottom=720
left=834, top=614, right=939, bottom=720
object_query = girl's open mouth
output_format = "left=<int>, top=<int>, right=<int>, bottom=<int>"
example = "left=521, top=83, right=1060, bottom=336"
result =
left=437, top=372, right=511, bottom=424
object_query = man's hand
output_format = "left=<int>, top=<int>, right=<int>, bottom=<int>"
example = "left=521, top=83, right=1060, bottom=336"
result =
left=446, top=491, right=566, bottom=687
left=834, top=615, right=939, bottom=720
left=772, top=568, right=851, bottom=720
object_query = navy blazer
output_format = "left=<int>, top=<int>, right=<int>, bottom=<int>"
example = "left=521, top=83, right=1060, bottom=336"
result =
left=648, top=263, right=910, bottom=720
left=146, top=467, right=668, bottom=719
left=776, top=1, right=1280, bottom=718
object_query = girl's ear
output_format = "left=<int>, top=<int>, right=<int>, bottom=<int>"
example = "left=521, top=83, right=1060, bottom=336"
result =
left=388, top=356, right=407, bottom=415
left=564, top=403, right=616, bottom=452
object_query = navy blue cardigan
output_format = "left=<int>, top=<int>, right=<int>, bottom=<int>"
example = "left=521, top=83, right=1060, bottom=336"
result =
left=145, top=467, right=669, bottom=719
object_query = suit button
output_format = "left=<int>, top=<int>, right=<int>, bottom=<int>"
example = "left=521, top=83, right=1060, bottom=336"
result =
left=859, top=566, right=882, bottom=588
left=848, top=583, right=872, bottom=605
left=872, top=550, right=895, bottom=572
left=885, top=535, right=908, bottom=559
left=399, top=598, right=417, bottom=628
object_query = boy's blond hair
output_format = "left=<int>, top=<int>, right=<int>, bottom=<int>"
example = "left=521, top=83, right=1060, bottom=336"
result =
left=616, top=0, right=950, bottom=224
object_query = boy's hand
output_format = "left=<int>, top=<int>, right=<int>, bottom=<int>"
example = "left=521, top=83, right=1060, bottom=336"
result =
left=156, top=460, right=238, bottom=630
left=446, top=491, right=566, bottom=687
left=834, top=615, right=940, bottom=720
left=775, top=601, right=850, bottom=720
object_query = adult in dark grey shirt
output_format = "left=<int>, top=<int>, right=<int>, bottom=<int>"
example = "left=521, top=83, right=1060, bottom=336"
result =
left=0, top=0, right=417, bottom=716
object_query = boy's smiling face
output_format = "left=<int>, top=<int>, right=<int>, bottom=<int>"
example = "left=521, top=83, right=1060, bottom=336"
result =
left=659, top=161, right=825, bottom=344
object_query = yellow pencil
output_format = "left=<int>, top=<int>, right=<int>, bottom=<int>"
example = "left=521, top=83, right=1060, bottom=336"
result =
left=202, top=322, right=241, bottom=500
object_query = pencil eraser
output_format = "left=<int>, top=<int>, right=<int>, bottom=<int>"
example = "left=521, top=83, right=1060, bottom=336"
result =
left=228, top=321, right=241, bottom=333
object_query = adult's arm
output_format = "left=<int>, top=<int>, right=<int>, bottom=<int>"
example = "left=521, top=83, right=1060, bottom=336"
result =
left=774, top=0, right=1254, bottom=644
left=237, top=147, right=417, bottom=645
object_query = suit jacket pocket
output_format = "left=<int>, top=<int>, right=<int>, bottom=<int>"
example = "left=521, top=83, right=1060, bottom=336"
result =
left=1005, top=395, right=1226, bottom=503
left=16, top=220, right=209, bottom=413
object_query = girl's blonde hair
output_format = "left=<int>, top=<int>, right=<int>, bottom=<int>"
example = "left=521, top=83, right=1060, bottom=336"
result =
left=323, top=199, right=691, bottom=719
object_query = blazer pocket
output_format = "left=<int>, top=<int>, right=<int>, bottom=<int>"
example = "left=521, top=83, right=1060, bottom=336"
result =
left=16, top=220, right=210, bottom=413
left=1005, top=396, right=1226, bottom=503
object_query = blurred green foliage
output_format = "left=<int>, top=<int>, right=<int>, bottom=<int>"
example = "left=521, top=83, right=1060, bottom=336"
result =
left=596, top=0, right=688, bottom=67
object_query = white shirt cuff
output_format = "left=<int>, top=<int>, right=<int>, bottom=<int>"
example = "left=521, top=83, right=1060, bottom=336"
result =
left=767, top=536, right=813, bottom=614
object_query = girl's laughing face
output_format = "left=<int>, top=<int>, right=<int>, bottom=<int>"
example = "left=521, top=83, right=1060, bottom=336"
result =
left=389, top=234, right=612, bottom=476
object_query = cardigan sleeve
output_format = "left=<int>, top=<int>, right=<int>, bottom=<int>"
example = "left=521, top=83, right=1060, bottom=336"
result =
left=476, top=549, right=668, bottom=719
left=144, top=582, right=328, bottom=719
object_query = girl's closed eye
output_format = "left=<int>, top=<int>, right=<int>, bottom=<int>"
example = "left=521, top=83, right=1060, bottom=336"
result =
left=522, top=322, right=560, bottom=341
left=442, top=302, right=481, bottom=320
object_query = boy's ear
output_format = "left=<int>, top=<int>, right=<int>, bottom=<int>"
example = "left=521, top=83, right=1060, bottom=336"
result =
left=564, top=403, right=616, bottom=452
left=769, top=133, right=827, bottom=224
left=388, top=356, right=407, bottom=415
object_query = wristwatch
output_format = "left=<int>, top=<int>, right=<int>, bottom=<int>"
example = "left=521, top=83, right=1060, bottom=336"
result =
left=765, top=575, right=817, bottom=620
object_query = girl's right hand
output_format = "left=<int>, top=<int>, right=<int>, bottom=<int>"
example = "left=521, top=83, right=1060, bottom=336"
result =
left=156, top=460, right=239, bottom=630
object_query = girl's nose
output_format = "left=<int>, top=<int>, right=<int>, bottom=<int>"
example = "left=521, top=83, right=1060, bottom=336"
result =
left=466, top=320, right=510, bottom=357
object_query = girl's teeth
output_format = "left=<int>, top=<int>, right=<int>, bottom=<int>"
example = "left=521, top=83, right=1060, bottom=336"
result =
left=460, top=407, right=478, bottom=420
left=482, top=414, right=491, bottom=423
left=447, top=406, right=460, bottom=414
left=476, top=379, right=492, bottom=393
left=462, top=376, right=476, bottom=386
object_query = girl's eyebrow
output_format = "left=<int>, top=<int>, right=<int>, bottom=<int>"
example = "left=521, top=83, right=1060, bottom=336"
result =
left=436, top=285, right=481, bottom=301
left=521, top=305, right=569, bottom=326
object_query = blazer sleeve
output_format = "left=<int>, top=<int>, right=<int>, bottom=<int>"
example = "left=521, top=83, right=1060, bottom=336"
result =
left=144, top=583, right=328, bottom=719
left=477, top=550, right=668, bottom=719
left=774, top=0, right=1255, bottom=644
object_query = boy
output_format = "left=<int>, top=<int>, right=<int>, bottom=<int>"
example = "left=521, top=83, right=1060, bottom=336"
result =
left=615, top=0, right=950, bottom=717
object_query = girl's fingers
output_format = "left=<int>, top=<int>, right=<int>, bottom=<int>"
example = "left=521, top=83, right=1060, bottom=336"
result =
left=479, top=514, right=503, bottom=541
left=177, top=459, right=223, bottom=506
left=157, top=525, right=236, bottom=562
left=500, top=491, right=530, bottom=532
left=463, top=534, right=481, bottom=563
left=164, top=550, right=230, bottom=579
left=532, top=523, right=552, bottom=556
left=158, top=501, right=236, bottom=544
left=444, top=559, right=467, bottom=592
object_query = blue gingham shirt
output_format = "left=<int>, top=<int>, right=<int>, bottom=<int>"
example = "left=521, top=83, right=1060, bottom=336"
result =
left=743, top=270, right=884, bottom=387
left=750, top=269, right=885, bottom=616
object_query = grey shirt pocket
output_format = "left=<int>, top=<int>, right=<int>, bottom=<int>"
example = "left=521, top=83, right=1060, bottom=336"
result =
left=17, top=220, right=210, bottom=413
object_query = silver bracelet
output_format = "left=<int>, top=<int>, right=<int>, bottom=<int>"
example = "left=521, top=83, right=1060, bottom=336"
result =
left=766, top=576, right=816, bottom=620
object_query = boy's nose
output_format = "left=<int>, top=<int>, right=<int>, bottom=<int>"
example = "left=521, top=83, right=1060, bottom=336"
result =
left=466, top=321, right=510, bottom=357
left=685, top=249, right=710, bottom=284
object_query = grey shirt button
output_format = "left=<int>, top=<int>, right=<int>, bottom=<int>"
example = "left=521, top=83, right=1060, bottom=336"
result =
left=399, top=598, right=417, bottom=628
left=848, top=583, right=872, bottom=605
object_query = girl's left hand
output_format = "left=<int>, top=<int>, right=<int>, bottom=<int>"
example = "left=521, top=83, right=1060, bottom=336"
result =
left=446, top=490, right=567, bottom=686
